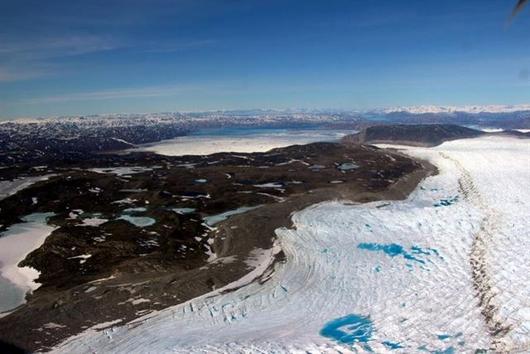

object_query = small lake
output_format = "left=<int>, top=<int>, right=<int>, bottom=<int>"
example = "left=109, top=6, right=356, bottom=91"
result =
left=118, top=208, right=155, bottom=227
left=204, top=206, right=261, bottom=226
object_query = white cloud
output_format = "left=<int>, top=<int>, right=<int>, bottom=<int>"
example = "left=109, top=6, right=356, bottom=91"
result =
left=21, top=84, right=219, bottom=104
left=0, top=35, right=123, bottom=82
left=0, top=35, right=215, bottom=83
left=0, top=35, right=121, bottom=58
left=0, top=66, right=54, bottom=82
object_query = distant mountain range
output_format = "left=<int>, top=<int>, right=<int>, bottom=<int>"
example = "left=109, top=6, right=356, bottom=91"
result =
left=4, top=104, right=530, bottom=123
left=1, top=109, right=529, bottom=166
left=380, top=104, right=530, bottom=114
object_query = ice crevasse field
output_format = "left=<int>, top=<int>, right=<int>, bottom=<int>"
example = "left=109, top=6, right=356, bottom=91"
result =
left=54, top=136, right=530, bottom=353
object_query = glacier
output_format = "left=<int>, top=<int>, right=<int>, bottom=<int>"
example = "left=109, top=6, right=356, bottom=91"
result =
left=52, top=136, right=529, bottom=353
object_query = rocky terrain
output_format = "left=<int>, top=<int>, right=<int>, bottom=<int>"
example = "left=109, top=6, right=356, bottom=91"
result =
left=2, top=108, right=530, bottom=166
left=0, top=112, right=358, bottom=166
left=0, top=118, right=189, bottom=166
left=342, top=124, right=529, bottom=147
left=0, top=138, right=430, bottom=352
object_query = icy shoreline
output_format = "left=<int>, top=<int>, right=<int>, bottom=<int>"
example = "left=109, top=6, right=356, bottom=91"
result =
left=0, top=213, right=56, bottom=313
left=0, top=175, right=56, bottom=202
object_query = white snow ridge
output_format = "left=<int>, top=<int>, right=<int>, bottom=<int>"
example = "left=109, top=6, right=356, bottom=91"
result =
left=53, top=136, right=530, bottom=353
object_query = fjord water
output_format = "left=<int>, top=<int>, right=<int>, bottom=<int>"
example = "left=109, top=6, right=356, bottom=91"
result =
left=134, top=127, right=352, bottom=156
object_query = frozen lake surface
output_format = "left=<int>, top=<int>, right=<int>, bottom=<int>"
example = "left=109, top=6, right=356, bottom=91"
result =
left=0, top=213, right=56, bottom=313
left=203, top=206, right=261, bottom=226
left=0, top=175, right=56, bottom=201
left=132, top=127, right=351, bottom=156
left=54, top=136, right=530, bottom=353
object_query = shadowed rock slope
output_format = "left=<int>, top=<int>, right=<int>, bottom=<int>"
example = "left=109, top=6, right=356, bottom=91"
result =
left=343, top=124, right=485, bottom=147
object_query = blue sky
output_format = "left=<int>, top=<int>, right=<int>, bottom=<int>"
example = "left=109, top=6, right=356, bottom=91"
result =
left=1, top=0, right=529, bottom=118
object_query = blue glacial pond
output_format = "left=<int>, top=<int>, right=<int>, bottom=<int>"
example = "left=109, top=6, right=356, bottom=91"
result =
left=383, top=340, right=404, bottom=350
left=434, top=195, right=459, bottom=207
left=320, top=314, right=373, bottom=345
left=358, top=243, right=440, bottom=265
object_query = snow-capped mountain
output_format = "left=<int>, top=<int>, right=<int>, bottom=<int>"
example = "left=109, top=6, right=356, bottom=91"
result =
left=383, top=104, right=530, bottom=114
